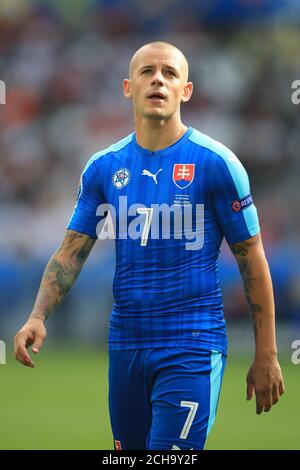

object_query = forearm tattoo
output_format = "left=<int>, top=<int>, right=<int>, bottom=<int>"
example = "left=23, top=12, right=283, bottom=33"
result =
left=230, top=241, right=263, bottom=338
left=29, top=232, right=95, bottom=321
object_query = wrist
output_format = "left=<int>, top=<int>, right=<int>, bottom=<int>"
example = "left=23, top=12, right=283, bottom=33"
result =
left=28, top=314, right=46, bottom=323
left=254, top=349, right=278, bottom=361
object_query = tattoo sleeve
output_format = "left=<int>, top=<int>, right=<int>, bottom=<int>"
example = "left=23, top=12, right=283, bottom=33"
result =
left=230, top=239, right=263, bottom=339
left=229, top=235, right=277, bottom=355
left=29, top=230, right=96, bottom=322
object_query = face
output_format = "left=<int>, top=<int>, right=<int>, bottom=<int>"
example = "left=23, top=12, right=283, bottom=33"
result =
left=123, top=45, right=193, bottom=121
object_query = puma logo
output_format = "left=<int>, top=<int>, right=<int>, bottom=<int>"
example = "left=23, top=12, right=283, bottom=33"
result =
left=142, top=168, right=162, bottom=184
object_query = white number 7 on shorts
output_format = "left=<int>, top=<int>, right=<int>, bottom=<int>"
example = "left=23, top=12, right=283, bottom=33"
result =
left=180, top=401, right=199, bottom=439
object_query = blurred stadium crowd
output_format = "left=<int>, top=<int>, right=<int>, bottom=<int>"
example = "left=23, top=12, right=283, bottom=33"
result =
left=0, top=0, right=299, bottom=345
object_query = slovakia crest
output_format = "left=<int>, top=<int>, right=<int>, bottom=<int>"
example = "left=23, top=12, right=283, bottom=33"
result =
left=173, top=164, right=195, bottom=189
left=112, top=168, right=130, bottom=190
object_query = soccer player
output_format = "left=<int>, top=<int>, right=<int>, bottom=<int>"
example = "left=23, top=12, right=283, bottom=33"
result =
left=14, top=41, right=285, bottom=450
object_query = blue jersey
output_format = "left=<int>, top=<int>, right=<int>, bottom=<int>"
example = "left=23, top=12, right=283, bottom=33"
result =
left=67, top=127, right=260, bottom=355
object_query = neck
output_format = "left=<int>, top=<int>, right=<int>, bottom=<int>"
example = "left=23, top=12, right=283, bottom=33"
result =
left=135, top=116, right=188, bottom=152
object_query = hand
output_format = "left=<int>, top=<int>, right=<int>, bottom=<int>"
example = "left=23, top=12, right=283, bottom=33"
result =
left=246, top=356, right=285, bottom=414
left=14, top=318, right=47, bottom=368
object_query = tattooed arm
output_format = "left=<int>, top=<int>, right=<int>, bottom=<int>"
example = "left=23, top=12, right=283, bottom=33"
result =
left=229, top=233, right=285, bottom=414
left=14, top=230, right=96, bottom=367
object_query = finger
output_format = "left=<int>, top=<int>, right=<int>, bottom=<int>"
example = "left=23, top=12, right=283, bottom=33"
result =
left=255, top=390, right=265, bottom=415
left=263, top=388, right=273, bottom=412
left=279, top=380, right=285, bottom=396
left=246, top=381, right=254, bottom=401
left=32, top=334, right=45, bottom=354
left=15, top=346, right=35, bottom=367
left=272, top=384, right=280, bottom=406
left=22, top=356, right=35, bottom=368
left=14, top=334, right=35, bottom=368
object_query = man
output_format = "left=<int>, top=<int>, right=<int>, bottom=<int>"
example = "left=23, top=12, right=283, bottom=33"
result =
left=14, top=41, right=285, bottom=450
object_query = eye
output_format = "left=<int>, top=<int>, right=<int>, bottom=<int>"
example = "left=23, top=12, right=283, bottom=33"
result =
left=141, top=69, right=152, bottom=75
left=165, top=69, right=176, bottom=77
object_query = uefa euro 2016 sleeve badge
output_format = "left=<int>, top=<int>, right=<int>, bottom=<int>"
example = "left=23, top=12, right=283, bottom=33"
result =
left=112, top=168, right=131, bottom=190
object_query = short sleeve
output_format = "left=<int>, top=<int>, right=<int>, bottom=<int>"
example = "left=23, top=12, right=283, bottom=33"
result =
left=212, top=152, right=260, bottom=244
left=67, top=160, right=106, bottom=238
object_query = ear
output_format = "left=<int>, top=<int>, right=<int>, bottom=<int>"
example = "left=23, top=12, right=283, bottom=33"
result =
left=123, top=79, right=133, bottom=99
left=181, top=81, right=193, bottom=103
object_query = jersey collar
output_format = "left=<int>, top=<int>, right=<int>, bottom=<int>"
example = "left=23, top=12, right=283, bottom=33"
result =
left=133, top=126, right=193, bottom=157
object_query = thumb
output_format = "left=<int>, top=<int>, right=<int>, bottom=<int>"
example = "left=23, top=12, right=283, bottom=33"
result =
left=32, top=335, right=45, bottom=354
left=246, top=381, right=254, bottom=401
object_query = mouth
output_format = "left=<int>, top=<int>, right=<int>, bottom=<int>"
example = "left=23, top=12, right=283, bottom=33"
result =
left=147, top=92, right=166, bottom=102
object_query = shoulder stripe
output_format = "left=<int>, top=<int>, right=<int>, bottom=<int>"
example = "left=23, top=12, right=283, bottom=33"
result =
left=189, top=129, right=250, bottom=195
left=189, top=129, right=259, bottom=237
left=83, top=133, right=134, bottom=174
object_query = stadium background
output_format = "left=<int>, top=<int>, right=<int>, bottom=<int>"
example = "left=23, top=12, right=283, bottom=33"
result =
left=0, top=0, right=299, bottom=450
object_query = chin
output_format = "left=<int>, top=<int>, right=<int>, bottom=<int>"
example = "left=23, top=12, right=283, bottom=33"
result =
left=143, top=110, right=170, bottom=121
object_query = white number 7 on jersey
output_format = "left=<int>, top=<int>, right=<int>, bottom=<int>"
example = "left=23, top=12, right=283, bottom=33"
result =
left=180, top=401, right=199, bottom=439
left=137, top=207, right=153, bottom=247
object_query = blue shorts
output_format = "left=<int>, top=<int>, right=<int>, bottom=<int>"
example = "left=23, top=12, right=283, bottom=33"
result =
left=108, top=347, right=226, bottom=450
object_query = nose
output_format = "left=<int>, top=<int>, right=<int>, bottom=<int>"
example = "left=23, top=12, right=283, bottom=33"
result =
left=151, top=70, right=164, bottom=86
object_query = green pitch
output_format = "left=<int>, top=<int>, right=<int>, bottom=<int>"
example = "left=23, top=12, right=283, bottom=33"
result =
left=0, top=346, right=298, bottom=450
